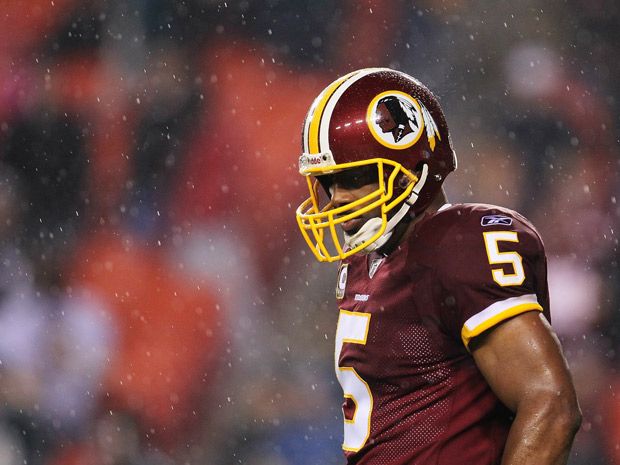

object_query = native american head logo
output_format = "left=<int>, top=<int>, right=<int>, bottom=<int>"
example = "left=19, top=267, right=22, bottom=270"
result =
left=367, top=91, right=441, bottom=151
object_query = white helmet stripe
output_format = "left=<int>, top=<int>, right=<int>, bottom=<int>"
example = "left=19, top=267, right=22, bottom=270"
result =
left=303, top=68, right=393, bottom=155
left=303, top=70, right=361, bottom=154
left=317, top=68, right=389, bottom=153
left=302, top=96, right=320, bottom=154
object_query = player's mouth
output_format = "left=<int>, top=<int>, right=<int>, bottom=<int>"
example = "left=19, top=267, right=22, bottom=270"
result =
left=339, top=217, right=365, bottom=234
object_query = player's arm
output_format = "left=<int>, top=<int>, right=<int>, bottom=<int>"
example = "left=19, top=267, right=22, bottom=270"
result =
left=470, top=311, right=581, bottom=465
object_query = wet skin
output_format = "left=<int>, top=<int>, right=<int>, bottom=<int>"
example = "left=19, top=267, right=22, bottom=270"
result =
left=330, top=181, right=381, bottom=235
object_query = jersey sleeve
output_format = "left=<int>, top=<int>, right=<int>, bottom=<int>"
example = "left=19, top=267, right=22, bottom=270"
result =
left=435, top=209, right=549, bottom=349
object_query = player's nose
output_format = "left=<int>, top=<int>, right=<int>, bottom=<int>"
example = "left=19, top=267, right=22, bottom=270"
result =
left=331, top=184, right=356, bottom=208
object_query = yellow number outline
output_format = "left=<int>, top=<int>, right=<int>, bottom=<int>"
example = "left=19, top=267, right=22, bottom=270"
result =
left=335, top=309, right=373, bottom=452
left=482, top=231, right=526, bottom=286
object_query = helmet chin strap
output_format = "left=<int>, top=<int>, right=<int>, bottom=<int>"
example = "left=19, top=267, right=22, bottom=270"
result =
left=343, top=164, right=429, bottom=254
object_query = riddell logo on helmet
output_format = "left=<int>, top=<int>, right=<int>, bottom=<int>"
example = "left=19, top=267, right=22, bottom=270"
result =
left=306, top=156, right=324, bottom=164
left=299, top=151, right=336, bottom=173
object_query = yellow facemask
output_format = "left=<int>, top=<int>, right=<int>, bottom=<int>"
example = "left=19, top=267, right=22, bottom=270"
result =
left=295, top=157, right=420, bottom=262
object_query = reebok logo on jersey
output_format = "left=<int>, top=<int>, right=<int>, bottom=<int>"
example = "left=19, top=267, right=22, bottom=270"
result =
left=481, top=215, right=512, bottom=226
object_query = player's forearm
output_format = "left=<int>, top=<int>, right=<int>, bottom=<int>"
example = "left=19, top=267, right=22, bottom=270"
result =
left=501, top=396, right=581, bottom=465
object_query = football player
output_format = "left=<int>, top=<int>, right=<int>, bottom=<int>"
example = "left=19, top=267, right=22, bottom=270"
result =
left=295, top=68, right=581, bottom=465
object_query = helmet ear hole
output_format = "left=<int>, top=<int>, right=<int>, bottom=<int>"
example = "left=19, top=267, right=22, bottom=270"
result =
left=413, top=161, right=426, bottom=174
left=397, top=173, right=412, bottom=190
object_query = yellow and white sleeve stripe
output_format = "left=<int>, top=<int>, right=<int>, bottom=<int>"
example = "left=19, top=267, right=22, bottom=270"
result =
left=461, top=294, right=543, bottom=349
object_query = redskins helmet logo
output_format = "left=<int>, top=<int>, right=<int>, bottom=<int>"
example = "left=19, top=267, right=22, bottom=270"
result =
left=367, top=90, right=441, bottom=151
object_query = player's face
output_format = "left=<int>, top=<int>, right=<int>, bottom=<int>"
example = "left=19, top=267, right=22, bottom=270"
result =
left=324, top=166, right=381, bottom=235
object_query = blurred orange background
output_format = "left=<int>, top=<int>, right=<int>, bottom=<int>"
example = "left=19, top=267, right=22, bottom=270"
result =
left=0, top=1, right=617, bottom=464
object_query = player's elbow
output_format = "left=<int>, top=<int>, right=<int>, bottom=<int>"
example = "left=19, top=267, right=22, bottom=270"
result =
left=561, top=397, right=582, bottom=437
left=532, top=385, right=582, bottom=437
left=552, top=395, right=582, bottom=437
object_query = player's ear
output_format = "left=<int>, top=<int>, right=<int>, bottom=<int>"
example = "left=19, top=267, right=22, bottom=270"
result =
left=398, top=172, right=413, bottom=189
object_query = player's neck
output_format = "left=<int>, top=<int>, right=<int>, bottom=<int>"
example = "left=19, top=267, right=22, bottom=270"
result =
left=378, top=189, right=448, bottom=256
left=409, top=188, right=448, bottom=230
left=416, top=189, right=448, bottom=222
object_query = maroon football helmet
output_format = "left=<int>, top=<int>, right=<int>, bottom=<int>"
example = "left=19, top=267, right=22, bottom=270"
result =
left=296, top=68, right=457, bottom=262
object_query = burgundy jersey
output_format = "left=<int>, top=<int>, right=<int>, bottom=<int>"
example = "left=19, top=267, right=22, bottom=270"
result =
left=334, top=203, right=550, bottom=465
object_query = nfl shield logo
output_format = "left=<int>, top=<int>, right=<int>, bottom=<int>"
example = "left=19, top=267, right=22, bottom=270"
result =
left=336, top=264, right=348, bottom=299
left=369, top=257, right=384, bottom=279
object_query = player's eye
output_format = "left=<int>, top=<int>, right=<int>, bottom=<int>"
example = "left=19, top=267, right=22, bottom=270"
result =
left=324, top=166, right=379, bottom=190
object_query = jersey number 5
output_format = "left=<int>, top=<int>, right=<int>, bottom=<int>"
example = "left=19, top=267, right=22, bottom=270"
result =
left=335, top=309, right=373, bottom=452
left=483, top=231, right=525, bottom=286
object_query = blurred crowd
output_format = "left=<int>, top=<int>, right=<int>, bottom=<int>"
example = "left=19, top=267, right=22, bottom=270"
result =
left=0, top=0, right=617, bottom=464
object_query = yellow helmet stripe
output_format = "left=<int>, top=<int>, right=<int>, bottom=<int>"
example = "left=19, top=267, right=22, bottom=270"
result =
left=306, top=70, right=360, bottom=154
left=305, top=68, right=396, bottom=155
